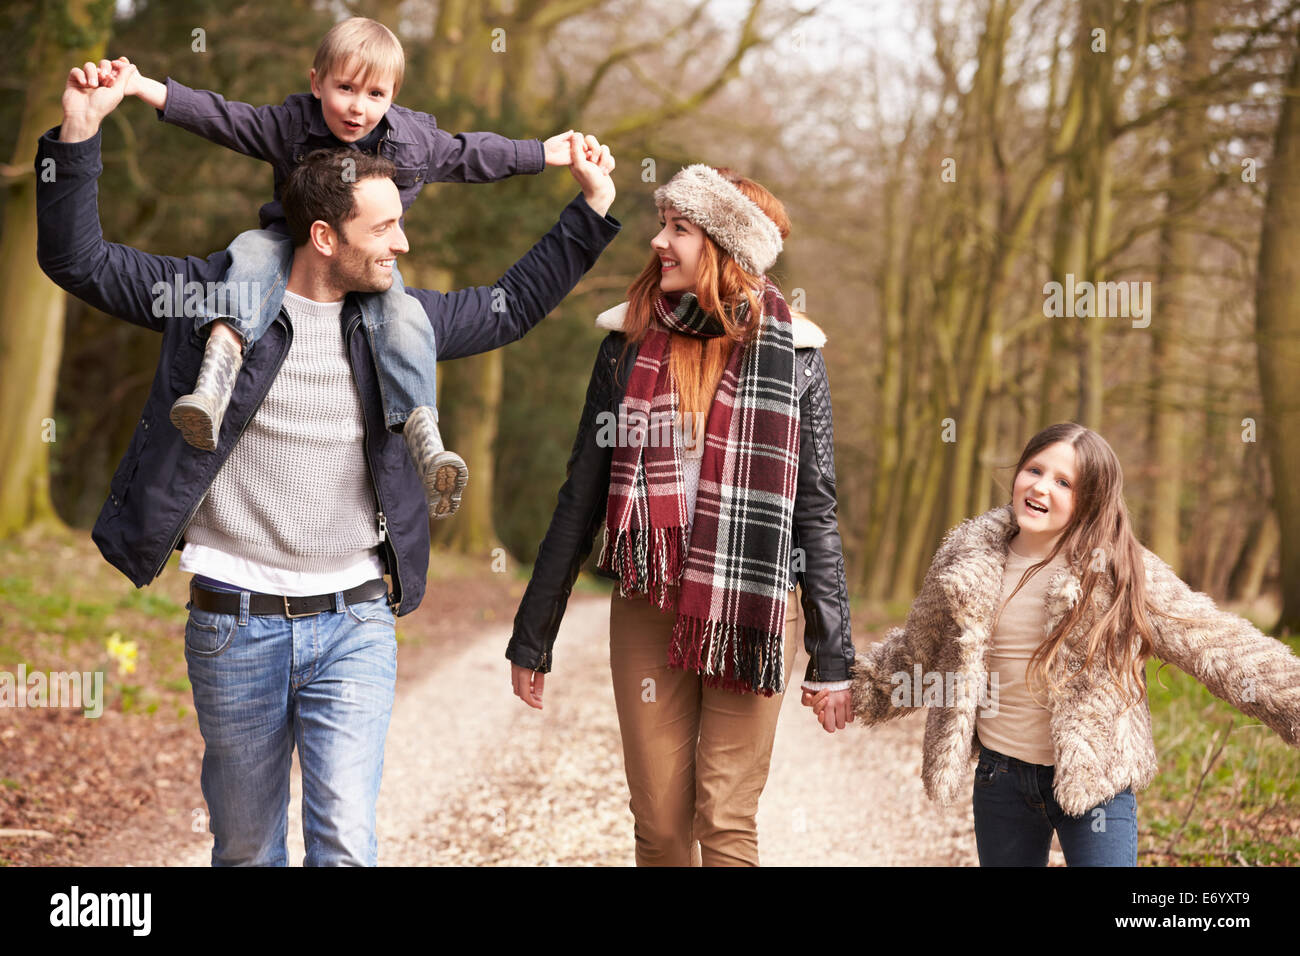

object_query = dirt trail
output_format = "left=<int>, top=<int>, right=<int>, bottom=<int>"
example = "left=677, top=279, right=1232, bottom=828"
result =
left=95, top=595, right=984, bottom=866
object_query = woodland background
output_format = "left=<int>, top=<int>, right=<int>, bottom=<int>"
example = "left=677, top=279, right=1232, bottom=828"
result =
left=1, top=0, right=1298, bottom=633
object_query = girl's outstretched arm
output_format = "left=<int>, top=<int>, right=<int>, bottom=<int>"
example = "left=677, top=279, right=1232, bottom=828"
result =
left=1144, top=549, right=1300, bottom=746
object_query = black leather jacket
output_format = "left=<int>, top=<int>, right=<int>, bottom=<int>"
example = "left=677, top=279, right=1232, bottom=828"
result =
left=507, top=329, right=854, bottom=684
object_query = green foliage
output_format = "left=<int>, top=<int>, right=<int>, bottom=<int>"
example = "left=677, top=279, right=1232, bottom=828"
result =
left=1142, top=636, right=1300, bottom=864
left=2, top=574, right=108, bottom=644
left=1, top=570, right=186, bottom=649
left=0, top=527, right=192, bottom=719
left=47, top=0, right=116, bottom=51
left=115, top=588, right=182, bottom=617
left=0, top=3, right=38, bottom=162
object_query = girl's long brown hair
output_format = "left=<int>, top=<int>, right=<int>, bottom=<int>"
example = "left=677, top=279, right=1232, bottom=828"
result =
left=997, top=423, right=1163, bottom=708
left=618, top=168, right=790, bottom=414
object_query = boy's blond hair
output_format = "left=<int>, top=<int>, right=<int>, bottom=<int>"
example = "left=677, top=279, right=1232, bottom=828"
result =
left=313, top=17, right=405, bottom=95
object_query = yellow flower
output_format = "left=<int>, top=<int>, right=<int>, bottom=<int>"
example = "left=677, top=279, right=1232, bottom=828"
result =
left=106, top=632, right=139, bottom=677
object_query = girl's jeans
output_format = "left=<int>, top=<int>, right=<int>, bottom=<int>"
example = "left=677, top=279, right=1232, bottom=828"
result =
left=200, top=228, right=439, bottom=429
left=972, top=743, right=1138, bottom=866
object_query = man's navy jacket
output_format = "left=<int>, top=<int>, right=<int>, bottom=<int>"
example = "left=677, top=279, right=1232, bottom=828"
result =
left=34, top=127, right=619, bottom=616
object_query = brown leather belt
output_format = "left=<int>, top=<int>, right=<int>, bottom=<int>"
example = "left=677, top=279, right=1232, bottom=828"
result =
left=189, top=578, right=390, bottom=619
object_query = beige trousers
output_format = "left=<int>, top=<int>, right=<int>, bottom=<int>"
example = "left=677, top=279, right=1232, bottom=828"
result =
left=609, top=585, right=801, bottom=866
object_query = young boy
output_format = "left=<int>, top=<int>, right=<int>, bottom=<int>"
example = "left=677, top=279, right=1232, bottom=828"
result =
left=123, top=17, right=585, bottom=519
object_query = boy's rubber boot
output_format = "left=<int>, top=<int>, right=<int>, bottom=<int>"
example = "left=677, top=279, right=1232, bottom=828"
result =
left=403, top=405, right=469, bottom=520
left=169, top=331, right=244, bottom=452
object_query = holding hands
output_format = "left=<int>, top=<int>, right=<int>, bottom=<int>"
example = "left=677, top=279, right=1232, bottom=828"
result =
left=560, top=130, right=616, bottom=218
left=61, top=62, right=619, bottom=219
left=802, top=687, right=854, bottom=734
left=61, top=56, right=138, bottom=142
left=543, top=130, right=614, bottom=171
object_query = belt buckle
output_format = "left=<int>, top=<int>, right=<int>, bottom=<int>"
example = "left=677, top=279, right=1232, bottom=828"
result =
left=282, top=594, right=318, bottom=619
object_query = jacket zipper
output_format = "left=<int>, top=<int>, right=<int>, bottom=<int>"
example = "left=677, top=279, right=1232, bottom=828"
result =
left=151, top=315, right=294, bottom=581
left=349, top=313, right=403, bottom=611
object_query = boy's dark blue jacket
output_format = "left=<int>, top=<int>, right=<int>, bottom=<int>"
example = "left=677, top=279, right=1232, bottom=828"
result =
left=158, top=79, right=546, bottom=229
left=34, top=128, right=619, bottom=616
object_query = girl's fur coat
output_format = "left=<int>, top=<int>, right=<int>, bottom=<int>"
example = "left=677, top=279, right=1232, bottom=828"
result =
left=850, top=504, right=1300, bottom=816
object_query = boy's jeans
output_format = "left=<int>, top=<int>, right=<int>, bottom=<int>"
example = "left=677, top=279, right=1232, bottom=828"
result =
left=201, top=228, right=439, bottom=429
left=971, top=743, right=1138, bottom=866
left=183, top=585, right=397, bottom=866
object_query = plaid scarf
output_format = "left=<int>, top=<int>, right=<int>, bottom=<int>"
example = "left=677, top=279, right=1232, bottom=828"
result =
left=597, top=281, right=799, bottom=695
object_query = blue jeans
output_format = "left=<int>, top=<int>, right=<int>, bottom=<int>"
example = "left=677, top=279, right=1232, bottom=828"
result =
left=200, top=228, right=439, bottom=429
left=971, top=744, right=1138, bottom=867
left=183, top=581, right=398, bottom=866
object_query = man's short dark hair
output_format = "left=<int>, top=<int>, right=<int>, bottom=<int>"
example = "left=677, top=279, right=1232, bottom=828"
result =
left=282, top=149, right=398, bottom=247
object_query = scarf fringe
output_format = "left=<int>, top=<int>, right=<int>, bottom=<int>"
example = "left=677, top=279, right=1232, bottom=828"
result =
left=667, top=613, right=785, bottom=697
left=599, top=525, right=689, bottom=610
left=598, top=282, right=797, bottom=699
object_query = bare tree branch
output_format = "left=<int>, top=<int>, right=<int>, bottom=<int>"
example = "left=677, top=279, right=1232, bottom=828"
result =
left=603, top=0, right=820, bottom=139
left=1113, top=0, right=1300, bottom=138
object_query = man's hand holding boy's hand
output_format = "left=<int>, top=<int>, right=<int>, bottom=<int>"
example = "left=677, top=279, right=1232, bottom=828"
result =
left=568, top=132, right=615, bottom=218
left=545, top=130, right=616, bottom=172
left=61, top=57, right=138, bottom=143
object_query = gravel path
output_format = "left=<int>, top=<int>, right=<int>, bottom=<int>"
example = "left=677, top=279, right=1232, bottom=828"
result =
left=151, top=595, right=986, bottom=866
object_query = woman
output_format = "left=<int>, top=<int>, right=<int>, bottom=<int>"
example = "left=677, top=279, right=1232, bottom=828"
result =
left=506, top=164, right=855, bottom=866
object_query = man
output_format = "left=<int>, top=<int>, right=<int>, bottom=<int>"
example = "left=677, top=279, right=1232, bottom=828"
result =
left=36, top=58, right=619, bottom=865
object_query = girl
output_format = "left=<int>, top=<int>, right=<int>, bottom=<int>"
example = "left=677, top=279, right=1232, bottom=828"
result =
left=811, top=422, right=1300, bottom=866
left=506, top=164, right=855, bottom=865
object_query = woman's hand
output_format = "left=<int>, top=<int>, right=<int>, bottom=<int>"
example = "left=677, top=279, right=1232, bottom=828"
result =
left=803, top=688, right=853, bottom=733
left=511, top=662, right=546, bottom=710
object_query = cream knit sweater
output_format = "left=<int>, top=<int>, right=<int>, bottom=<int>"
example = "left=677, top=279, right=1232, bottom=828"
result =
left=183, top=291, right=381, bottom=573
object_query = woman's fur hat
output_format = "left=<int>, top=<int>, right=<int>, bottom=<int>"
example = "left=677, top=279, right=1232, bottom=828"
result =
left=654, top=165, right=783, bottom=275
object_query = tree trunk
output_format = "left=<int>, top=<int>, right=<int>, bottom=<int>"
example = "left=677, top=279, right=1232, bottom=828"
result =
left=1227, top=513, right=1280, bottom=604
left=406, top=264, right=504, bottom=556
left=1075, top=0, right=1117, bottom=430
left=1254, top=23, right=1300, bottom=634
left=1042, top=154, right=1086, bottom=428
left=861, top=155, right=910, bottom=598
left=892, top=430, right=948, bottom=601
left=0, top=0, right=114, bottom=538
left=431, top=348, right=504, bottom=555
left=1146, top=0, right=1214, bottom=573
